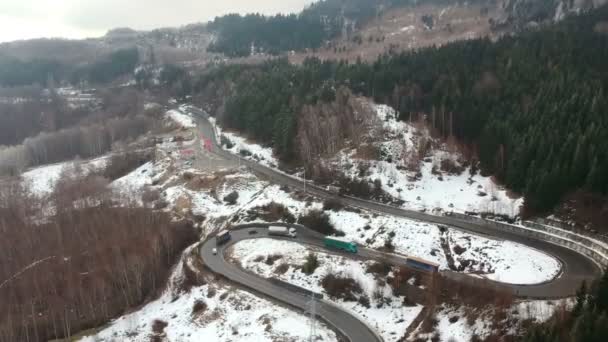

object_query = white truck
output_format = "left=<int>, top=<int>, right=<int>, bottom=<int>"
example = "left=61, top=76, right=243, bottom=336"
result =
left=268, top=226, right=297, bottom=238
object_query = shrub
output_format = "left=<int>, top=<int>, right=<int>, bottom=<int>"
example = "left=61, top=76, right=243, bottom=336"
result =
left=275, top=263, right=290, bottom=275
left=257, top=202, right=295, bottom=223
left=192, top=300, right=207, bottom=315
left=265, top=254, right=282, bottom=265
left=321, top=274, right=362, bottom=301
left=223, top=191, right=239, bottom=205
left=152, top=319, right=168, bottom=334
left=367, top=261, right=392, bottom=277
left=301, top=252, right=320, bottom=275
left=220, top=135, right=234, bottom=149
left=298, top=210, right=339, bottom=235
left=358, top=295, right=371, bottom=308
left=323, top=198, right=344, bottom=211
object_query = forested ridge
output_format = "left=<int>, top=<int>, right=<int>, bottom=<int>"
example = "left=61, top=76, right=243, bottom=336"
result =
left=0, top=48, right=139, bottom=87
left=207, top=0, right=433, bottom=57
left=197, top=7, right=608, bottom=214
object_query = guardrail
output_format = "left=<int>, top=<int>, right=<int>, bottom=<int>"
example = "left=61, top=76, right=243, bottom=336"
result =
left=204, top=116, right=608, bottom=270
left=449, top=213, right=608, bottom=269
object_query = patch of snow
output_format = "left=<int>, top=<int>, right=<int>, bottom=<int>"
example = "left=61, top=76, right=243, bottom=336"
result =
left=167, top=109, right=196, bottom=128
left=80, top=268, right=335, bottom=342
left=327, top=209, right=561, bottom=285
left=22, top=163, right=67, bottom=196
left=111, top=162, right=155, bottom=203
left=231, top=239, right=423, bottom=342
left=215, top=124, right=279, bottom=168
left=22, top=156, right=109, bottom=196
left=435, top=307, right=491, bottom=342
left=336, top=104, right=524, bottom=217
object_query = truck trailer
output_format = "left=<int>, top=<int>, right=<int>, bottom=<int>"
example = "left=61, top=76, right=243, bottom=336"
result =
left=324, top=236, right=358, bottom=253
left=268, top=226, right=297, bottom=238
left=215, top=230, right=231, bottom=245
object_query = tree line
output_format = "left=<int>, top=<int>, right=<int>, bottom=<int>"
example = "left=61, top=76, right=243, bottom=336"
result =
left=0, top=48, right=139, bottom=87
left=0, top=179, right=196, bottom=341
left=206, top=0, right=432, bottom=57
left=195, top=6, right=608, bottom=214
left=0, top=115, right=153, bottom=176
left=523, top=271, right=608, bottom=341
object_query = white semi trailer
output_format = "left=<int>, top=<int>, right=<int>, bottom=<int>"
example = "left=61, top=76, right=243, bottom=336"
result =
left=268, top=226, right=297, bottom=238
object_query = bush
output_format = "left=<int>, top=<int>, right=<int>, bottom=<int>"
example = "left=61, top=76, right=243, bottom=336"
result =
left=152, top=319, right=168, bottom=334
left=220, top=135, right=234, bottom=149
left=323, top=198, right=344, bottom=211
left=257, top=202, right=295, bottom=223
left=223, top=191, right=239, bottom=205
left=321, top=274, right=362, bottom=301
left=367, top=261, right=392, bottom=277
left=301, top=252, right=320, bottom=275
left=298, top=210, right=340, bottom=235
left=192, top=300, right=207, bottom=315
left=265, top=254, right=282, bottom=266
left=358, top=295, right=371, bottom=308
left=275, top=263, right=290, bottom=275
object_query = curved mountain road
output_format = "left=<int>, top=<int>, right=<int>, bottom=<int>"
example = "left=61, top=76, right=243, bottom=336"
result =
left=191, top=108, right=601, bottom=340
left=201, top=225, right=383, bottom=342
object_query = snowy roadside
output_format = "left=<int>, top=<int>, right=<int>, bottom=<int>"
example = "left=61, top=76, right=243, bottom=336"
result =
left=230, top=238, right=423, bottom=342
left=79, top=250, right=337, bottom=342
left=208, top=102, right=523, bottom=217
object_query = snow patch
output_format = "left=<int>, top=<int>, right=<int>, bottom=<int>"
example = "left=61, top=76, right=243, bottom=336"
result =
left=167, top=109, right=196, bottom=128
left=231, top=238, right=423, bottom=342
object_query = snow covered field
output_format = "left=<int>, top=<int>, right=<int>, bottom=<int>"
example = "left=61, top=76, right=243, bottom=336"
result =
left=230, top=239, right=423, bottom=342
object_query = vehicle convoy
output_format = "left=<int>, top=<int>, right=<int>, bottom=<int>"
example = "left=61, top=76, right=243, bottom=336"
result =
left=216, top=230, right=231, bottom=245
left=324, top=236, right=358, bottom=253
left=406, top=256, right=439, bottom=273
left=268, top=226, right=297, bottom=238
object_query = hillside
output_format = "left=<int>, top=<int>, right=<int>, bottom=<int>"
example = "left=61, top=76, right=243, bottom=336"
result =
left=195, top=5, right=608, bottom=221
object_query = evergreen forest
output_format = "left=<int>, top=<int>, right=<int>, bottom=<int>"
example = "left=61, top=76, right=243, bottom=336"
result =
left=197, top=7, right=608, bottom=214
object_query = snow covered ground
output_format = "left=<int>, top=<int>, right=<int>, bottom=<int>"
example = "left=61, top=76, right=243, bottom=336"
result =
left=213, top=121, right=279, bottom=169
left=167, top=109, right=196, bottom=128
left=230, top=239, right=423, bottom=342
left=110, top=149, right=558, bottom=285
left=79, top=254, right=336, bottom=342
left=328, top=210, right=561, bottom=284
left=337, top=104, right=524, bottom=216
left=210, top=102, right=523, bottom=217
left=21, top=156, right=108, bottom=196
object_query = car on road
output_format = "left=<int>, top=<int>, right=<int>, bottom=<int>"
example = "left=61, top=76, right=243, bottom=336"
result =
left=248, top=230, right=258, bottom=235
left=212, top=248, right=218, bottom=255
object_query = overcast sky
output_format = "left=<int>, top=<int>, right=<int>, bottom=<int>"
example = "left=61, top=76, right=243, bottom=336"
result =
left=0, top=0, right=315, bottom=43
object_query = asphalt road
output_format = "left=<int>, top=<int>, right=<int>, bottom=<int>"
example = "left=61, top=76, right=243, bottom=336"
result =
left=191, top=111, right=600, bottom=297
left=201, top=225, right=383, bottom=342
left=190, top=107, right=601, bottom=340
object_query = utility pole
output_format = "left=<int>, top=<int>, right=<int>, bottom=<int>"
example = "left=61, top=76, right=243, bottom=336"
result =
left=303, top=169, right=306, bottom=193
left=307, top=294, right=317, bottom=342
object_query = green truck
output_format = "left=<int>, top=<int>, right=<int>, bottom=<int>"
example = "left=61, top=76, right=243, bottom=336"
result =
left=324, top=236, right=358, bottom=253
